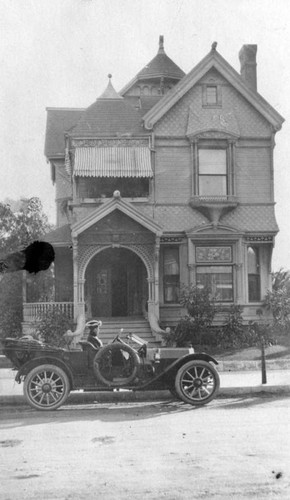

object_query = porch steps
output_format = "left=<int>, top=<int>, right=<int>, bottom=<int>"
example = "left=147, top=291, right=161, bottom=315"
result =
left=97, top=317, right=160, bottom=346
left=21, top=318, right=161, bottom=346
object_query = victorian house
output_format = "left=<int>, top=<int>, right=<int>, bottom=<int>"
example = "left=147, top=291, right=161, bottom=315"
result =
left=23, top=37, right=284, bottom=342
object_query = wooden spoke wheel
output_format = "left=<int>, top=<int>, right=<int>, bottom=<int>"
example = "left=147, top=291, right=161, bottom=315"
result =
left=175, top=360, right=220, bottom=406
left=24, top=364, right=70, bottom=411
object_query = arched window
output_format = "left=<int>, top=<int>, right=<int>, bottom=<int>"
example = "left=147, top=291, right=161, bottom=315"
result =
left=247, top=247, right=260, bottom=302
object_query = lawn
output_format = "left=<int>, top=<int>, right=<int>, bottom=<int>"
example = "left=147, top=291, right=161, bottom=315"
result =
left=208, top=333, right=290, bottom=361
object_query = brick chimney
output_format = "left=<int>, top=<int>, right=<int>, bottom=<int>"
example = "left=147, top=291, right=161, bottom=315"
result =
left=239, top=45, right=257, bottom=92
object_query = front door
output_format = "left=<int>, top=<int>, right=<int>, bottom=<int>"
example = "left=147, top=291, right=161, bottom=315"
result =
left=85, top=248, right=147, bottom=318
left=112, top=262, right=127, bottom=316
left=94, top=267, right=112, bottom=316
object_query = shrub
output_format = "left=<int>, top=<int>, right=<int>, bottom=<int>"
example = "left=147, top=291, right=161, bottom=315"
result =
left=164, top=316, right=195, bottom=347
left=163, top=299, right=275, bottom=350
left=163, top=285, right=219, bottom=346
left=179, top=284, right=219, bottom=344
left=35, top=308, right=73, bottom=347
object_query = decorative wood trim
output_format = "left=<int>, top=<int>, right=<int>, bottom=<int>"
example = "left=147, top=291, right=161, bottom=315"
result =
left=72, top=138, right=149, bottom=148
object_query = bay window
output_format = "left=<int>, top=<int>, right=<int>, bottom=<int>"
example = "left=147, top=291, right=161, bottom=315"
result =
left=163, top=247, right=180, bottom=303
left=195, top=245, right=233, bottom=302
left=196, top=266, right=233, bottom=301
left=247, top=246, right=260, bottom=302
left=198, top=148, right=227, bottom=196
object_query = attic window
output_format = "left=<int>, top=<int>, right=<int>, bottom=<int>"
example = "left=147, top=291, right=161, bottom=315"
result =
left=203, top=84, right=222, bottom=107
left=207, top=86, right=217, bottom=104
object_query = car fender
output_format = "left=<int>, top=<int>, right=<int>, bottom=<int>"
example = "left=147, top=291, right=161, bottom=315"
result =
left=15, top=356, right=74, bottom=388
left=138, top=353, right=219, bottom=389
left=161, top=353, right=219, bottom=379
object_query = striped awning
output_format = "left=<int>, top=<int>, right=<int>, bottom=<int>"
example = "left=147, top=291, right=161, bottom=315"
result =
left=74, top=147, right=153, bottom=177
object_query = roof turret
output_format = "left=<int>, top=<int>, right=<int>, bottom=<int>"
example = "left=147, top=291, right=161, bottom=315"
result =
left=120, top=36, right=185, bottom=96
left=136, top=35, right=185, bottom=81
left=98, top=74, right=123, bottom=100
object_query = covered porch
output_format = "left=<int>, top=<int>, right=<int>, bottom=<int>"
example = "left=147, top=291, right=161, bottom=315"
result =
left=23, top=301, right=74, bottom=322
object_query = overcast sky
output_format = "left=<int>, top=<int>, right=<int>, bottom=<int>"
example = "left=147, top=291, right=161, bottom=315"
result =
left=0, top=0, right=289, bottom=270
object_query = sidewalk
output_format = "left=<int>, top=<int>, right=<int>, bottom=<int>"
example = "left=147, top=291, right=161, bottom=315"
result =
left=0, top=364, right=289, bottom=406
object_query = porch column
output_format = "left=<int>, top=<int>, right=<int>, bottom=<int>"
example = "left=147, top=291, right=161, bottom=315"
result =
left=22, top=271, right=27, bottom=302
left=187, top=238, right=195, bottom=284
left=235, top=239, right=244, bottom=303
left=78, top=279, right=86, bottom=319
left=72, top=236, right=79, bottom=321
left=153, top=236, right=160, bottom=319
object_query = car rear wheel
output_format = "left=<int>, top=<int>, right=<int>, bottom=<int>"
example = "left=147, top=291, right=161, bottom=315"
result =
left=24, top=364, right=70, bottom=411
left=175, top=360, right=220, bottom=406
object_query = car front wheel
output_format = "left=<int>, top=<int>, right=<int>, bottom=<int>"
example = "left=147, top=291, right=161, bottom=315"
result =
left=23, top=364, right=70, bottom=411
left=175, top=360, right=220, bottom=406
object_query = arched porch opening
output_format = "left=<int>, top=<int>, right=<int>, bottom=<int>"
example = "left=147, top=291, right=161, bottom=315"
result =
left=84, top=247, right=148, bottom=318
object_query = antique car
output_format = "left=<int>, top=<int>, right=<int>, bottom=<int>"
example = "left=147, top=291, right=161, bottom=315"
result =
left=1, top=320, right=220, bottom=411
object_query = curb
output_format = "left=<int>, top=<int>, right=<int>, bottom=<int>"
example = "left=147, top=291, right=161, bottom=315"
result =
left=218, top=359, right=290, bottom=371
left=0, top=386, right=289, bottom=408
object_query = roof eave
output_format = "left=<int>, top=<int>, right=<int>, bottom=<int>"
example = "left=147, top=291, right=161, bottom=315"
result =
left=143, top=50, right=285, bottom=131
left=120, top=72, right=184, bottom=97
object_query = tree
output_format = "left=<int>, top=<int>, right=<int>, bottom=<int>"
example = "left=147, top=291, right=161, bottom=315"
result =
left=0, top=198, right=53, bottom=339
left=264, top=268, right=290, bottom=330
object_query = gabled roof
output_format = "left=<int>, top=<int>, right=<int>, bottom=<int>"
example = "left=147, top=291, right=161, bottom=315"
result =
left=120, top=36, right=185, bottom=96
left=143, top=47, right=285, bottom=131
left=70, top=76, right=144, bottom=137
left=71, top=194, right=163, bottom=237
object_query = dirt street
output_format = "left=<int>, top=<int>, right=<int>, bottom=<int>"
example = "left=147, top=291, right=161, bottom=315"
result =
left=0, top=395, right=289, bottom=499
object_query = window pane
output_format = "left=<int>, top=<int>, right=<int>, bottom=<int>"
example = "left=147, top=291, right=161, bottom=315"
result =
left=248, top=275, right=260, bottom=302
left=206, top=86, right=217, bottom=104
left=199, top=176, right=227, bottom=196
left=247, top=247, right=259, bottom=274
left=196, top=266, right=233, bottom=301
left=164, top=248, right=179, bottom=275
left=199, top=149, right=226, bottom=174
left=163, top=248, right=180, bottom=303
left=248, top=247, right=260, bottom=301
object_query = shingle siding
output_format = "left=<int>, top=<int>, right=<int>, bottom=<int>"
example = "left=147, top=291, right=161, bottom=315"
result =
left=235, top=146, right=272, bottom=202
left=154, top=146, right=191, bottom=202
left=154, top=71, right=272, bottom=137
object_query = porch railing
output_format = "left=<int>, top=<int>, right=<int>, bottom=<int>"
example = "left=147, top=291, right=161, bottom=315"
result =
left=23, top=302, right=74, bottom=322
